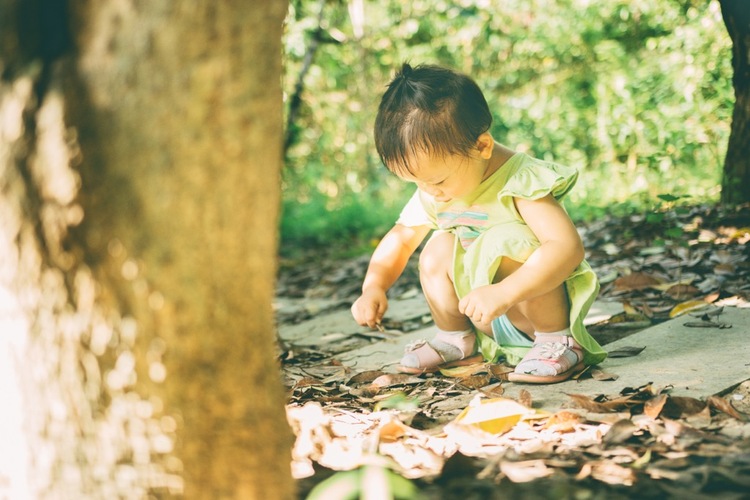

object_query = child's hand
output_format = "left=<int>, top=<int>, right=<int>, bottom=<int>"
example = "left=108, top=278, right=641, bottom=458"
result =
left=351, top=288, right=388, bottom=328
left=458, top=284, right=510, bottom=325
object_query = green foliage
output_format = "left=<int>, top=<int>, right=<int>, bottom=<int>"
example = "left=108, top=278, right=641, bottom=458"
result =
left=282, top=0, right=733, bottom=251
left=279, top=188, right=405, bottom=256
left=306, top=465, right=418, bottom=500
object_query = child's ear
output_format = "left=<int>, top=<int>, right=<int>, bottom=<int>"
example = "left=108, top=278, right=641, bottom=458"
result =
left=475, top=132, right=494, bottom=159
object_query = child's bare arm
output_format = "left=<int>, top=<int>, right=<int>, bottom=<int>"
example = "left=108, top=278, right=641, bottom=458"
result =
left=459, top=194, right=583, bottom=322
left=352, top=223, right=431, bottom=328
left=508, top=194, right=585, bottom=296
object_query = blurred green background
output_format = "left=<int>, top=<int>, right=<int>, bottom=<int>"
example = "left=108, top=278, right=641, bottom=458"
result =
left=280, top=0, right=733, bottom=255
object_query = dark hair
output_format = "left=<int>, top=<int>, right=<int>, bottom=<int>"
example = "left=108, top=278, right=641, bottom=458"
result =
left=374, top=63, right=493, bottom=175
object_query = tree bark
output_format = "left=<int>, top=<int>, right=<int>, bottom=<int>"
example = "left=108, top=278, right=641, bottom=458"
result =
left=720, top=0, right=750, bottom=205
left=1, top=0, right=293, bottom=498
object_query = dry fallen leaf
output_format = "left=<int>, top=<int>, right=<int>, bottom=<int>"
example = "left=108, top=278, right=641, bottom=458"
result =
left=439, top=363, right=489, bottom=378
left=488, top=364, right=514, bottom=380
left=602, top=419, right=639, bottom=446
left=348, top=370, right=387, bottom=385
left=378, top=419, right=408, bottom=443
left=707, top=395, right=747, bottom=421
left=683, top=319, right=732, bottom=329
left=668, top=300, right=712, bottom=318
left=294, top=377, right=325, bottom=389
left=567, top=394, right=617, bottom=413
left=454, top=397, right=536, bottom=434
left=607, top=346, right=646, bottom=358
left=614, top=272, right=663, bottom=291
left=371, top=373, right=424, bottom=388
left=590, top=368, right=619, bottom=381
left=591, top=460, right=636, bottom=486
left=661, top=396, right=707, bottom=418
left=543, top=410, right=582, bottom=432
left=606, top=312, right=651, bottom=329
left=500, top=460, right=553, bottom=483
left=518, top=389, right=533, bottom=409
left=479, top=382, right=505, bottom=399
left=643, top=394, right=668, bottom=418
left=664, top=284, right=701, bottom=300
left=457, top=373, right=492, bottom=390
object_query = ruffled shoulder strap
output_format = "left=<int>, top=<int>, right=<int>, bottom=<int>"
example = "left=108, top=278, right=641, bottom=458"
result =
left=396, top=188, right=438, bottom=228
left=497, top=154, right=579, bottom=201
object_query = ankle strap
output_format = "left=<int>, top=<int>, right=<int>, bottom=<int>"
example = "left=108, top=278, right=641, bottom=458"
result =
left=534, top=333, right=580, bottom=349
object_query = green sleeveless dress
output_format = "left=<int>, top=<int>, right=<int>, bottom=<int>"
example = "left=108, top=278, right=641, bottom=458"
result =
left=396, top=152, right=607, bottom=367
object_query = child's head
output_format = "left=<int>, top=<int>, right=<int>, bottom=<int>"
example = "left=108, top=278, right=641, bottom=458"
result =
left=374, top=63, right=493, bottom=176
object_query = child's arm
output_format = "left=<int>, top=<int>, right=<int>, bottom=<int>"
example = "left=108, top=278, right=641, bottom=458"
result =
left=458, top=194, right=584, bottom=323
left=352, top=223, right=431, bottom=328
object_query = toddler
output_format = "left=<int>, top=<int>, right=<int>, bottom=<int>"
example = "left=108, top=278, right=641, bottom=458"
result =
left=351, top=63, right=607, bottom=383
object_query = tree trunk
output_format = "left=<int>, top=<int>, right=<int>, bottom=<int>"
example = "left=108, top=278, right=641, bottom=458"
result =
left=0, top=0, right=293, bottom=498
left=720, top=0, right=750, bottom=205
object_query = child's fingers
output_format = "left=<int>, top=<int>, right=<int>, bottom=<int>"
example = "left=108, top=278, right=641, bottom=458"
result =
left=364, top=305, right=383, bottom=328
left=457, top=296, right=467, bottom=315
left=370, top=302, right=386, bottom=328
left=458, top=296, right=472, bottom=316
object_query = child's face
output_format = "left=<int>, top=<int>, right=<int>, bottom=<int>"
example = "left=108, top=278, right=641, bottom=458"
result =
left=396, top=149, right=489, bottom=203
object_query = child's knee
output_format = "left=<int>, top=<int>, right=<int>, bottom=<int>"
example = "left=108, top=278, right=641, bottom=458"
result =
left=419, top=232, right=454, bottom=276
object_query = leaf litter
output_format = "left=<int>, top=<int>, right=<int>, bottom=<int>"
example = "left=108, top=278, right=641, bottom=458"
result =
left=279, top=203, right=750, bottom=496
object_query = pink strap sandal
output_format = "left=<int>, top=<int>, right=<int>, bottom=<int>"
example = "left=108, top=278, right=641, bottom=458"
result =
left=397, top=331, right=483, bottom=374
left=507, top=334, right=585, bottom=384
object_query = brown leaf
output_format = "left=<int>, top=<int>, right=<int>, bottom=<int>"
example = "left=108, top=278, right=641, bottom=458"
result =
left=602, top=419, right=639, bottom=446
left=489, top=364, right=514, bottom=380
left=590, top=369, right=619, bottom=381
left=684, top=406, right=712, bottom=429
left=607, top=346, right=646, bottom=358
left=349, top=384, right=381, bottom=399
left=662, top=419, right=705, bottom=449
left=371, top=373, right=424, bottom=388
left=379, top=419, right=408, bottom=443
left=664, top=284, right=700, bottom=300
left=643, top=393, right=668, bottom=418
left=614, top=272, right=662, bottom=291
left=714, top=263, right=736, bottom=275
left=348, top=370, right=387, bottom=385
left=294, top=377, right=324, bottom=389
left=590, top=460, right=636, bottom=486
left=567, top=393, right=616, bottom=413
left=662, top=396, right=707, bottom=418
left=707, top=395, right=747, bottom=421
left=458, top=373, right=492, bottom=389
left=500, top=460, right=552, bottom=483
left=703, top=292, right=721, bottom=303
left=568, top=390, right=645, bottom=413
left=607, top=312, right=651, bottom=329
left=683, top=320, right=732, bottom=329
left=479, top=382, right=505, bottom=398
left=518, top=389, right=533, bottom=408
left=543, top=410, right=582, bottom=432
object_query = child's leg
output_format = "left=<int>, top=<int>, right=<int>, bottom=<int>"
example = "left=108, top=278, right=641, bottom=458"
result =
left=493, top=258, right=583, bottom=382
left=419, top=232, right=471, bottom=332
left=398, top=232, right=482, bottom=373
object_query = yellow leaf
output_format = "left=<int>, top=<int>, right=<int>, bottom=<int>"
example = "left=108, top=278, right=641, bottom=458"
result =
left=729, top=227, right=750, bottom=240
left=439, top=363, right=488, bottom=378
left=650, top=277, right=695, bottom=291
left=454, top=398, right=536, bottom=434
left=668, top=300, right=711, bottom=318
left=631, top=449, right=652, bottom=470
